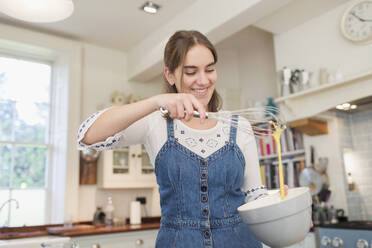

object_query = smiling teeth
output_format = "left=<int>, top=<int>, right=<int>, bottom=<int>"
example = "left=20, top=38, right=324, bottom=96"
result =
left=194, top=89, right=207, bottom=92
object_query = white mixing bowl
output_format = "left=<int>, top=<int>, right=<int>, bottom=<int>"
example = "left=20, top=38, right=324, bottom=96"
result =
left=238, top=187, right=312, bottom=248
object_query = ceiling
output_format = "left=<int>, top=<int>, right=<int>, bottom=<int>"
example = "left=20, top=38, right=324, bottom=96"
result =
left=0, top=0, right=349, bottom=54
left=0, top=0, right=198, bottom=52
left=0, top=0, right=349, bottom=81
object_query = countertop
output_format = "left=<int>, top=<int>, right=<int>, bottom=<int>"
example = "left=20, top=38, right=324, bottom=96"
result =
left=0, top=217, right=160, bottom=239
left=315, top=221, right=372, bottom=231
left=47, top=222, right=160, bottom=237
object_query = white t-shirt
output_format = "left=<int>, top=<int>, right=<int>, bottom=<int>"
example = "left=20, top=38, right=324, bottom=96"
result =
left=77, top=109, right=268, bottom=202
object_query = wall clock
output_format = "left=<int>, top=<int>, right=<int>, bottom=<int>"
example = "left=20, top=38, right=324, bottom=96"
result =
left=340, top=0, right=372, bottom=44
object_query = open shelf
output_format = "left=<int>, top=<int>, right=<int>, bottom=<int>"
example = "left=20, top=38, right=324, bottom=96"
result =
left=259, top=149, right=305, bottom=160
left=275, top=68, right=372, bottom=104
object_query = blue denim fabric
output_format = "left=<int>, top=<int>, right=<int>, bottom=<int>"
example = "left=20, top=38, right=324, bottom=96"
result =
left=154, top=117, right=262, bottom=248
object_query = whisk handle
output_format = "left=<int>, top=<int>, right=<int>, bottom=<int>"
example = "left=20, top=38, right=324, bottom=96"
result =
left=159, top=107, right=208, bottom=118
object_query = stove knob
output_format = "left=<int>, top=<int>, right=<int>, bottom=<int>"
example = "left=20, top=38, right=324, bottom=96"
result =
left=332, top=237, right=344, bottom=247
left=321, top=236, right=332, bottom=247
left=357, top=239, right=368, bottom=248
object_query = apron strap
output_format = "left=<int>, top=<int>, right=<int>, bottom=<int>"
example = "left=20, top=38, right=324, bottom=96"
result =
left=166, top=118, right=175, bottom=140
left=229, top=114, right=238, bottom=143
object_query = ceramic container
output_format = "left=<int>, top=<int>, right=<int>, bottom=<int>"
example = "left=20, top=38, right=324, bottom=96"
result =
left=238, top=187, right=312, bottom=248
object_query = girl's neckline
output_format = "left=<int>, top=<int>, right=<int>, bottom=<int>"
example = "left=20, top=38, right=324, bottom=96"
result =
left=176, top=118, right=221, bottom=132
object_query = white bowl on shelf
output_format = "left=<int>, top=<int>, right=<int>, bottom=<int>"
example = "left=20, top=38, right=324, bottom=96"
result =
left=238, top=187, right=312, bottom=248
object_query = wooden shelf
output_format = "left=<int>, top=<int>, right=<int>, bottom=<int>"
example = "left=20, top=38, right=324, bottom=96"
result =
left=259, top=149, right=305, bottom=160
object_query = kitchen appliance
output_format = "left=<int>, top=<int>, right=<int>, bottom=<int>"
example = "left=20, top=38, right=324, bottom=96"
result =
left=318, top=221, right=372, bottom=247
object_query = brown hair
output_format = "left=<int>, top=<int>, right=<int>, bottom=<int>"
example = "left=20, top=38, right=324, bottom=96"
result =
left=163, top=30, right=222, bottom=112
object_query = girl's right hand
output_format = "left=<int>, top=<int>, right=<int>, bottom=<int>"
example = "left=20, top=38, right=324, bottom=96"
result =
left=152, top=93, right=207, bottom=122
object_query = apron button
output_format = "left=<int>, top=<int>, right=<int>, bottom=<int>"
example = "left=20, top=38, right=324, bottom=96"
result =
left=201, top=195, right=208, bottom=202
left=202, top=208, right=209, bottom=216
left=201, top=172, right=207, bottom=179
left=204, top=230, right=211, bottom=239
left=201, top=185, right=208, bottom=192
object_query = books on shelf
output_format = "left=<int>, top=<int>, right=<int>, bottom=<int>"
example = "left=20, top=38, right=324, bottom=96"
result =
left=256, top=126, right=304, bottom=158
left=255, top=123, right=306, bottom=190
left=259, top=157, right=306, bottom=190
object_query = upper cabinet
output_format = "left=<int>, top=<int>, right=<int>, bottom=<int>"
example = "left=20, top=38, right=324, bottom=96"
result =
left=97, top=144, right=156, bottom=188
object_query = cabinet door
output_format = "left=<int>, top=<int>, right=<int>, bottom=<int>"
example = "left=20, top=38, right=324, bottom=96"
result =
left=71, top=229, right=158, bottom=248
left=98, top=145, right=157, bottom=188
left=97, top=146, right=137, bottom=188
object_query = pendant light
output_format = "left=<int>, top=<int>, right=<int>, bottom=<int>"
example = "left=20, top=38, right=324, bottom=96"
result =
left=0, top=0, right=74, bottom=23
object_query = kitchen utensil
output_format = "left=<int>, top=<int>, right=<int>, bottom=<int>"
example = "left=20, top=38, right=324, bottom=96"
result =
left=290, top=69, right=301, bottom=93
left=299, top=70, right=312, bottom=91
left=238, top=187, right=312, bottom=248
left=160, top=106, right=286, bottom=137
left=336, top=209, right=348, bottom=222
left=328, top=206, right=338, bottom=224
left=310, top=145, right=315, bottom=165
left=318, top=188, right=331, bottom=203
left=299, top=167, right=323, bottom=195
left=80, top=149, right=100, bottom=185
left=316, top=157, right=328, bottom=173
left=81, top=149, right=100, bottom=162
left=279, top=67, right=292, bottom=97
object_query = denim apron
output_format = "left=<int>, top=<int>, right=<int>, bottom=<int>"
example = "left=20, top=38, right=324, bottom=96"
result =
left=154, top=117, right=262, bottom=248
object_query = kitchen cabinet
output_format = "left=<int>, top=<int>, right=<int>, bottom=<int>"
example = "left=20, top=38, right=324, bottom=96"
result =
left=71, top=229, right=158, bottom=248
left=97, top=145, right=157, bottom=188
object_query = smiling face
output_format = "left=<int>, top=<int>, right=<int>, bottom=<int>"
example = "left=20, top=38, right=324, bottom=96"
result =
left=167, top=44, right=217, bottom=109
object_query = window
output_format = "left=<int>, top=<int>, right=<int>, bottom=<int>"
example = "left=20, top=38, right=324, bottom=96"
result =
left=0, top=54, right=52, bottom=226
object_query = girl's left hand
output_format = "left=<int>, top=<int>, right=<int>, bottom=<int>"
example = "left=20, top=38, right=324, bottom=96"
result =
left=283, top=185, right=313, bottom=228
left=284, top=185, right=289, bottom=196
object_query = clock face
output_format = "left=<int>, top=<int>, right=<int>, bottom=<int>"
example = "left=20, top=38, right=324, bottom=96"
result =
left=341, top=0, right=372, bottom=43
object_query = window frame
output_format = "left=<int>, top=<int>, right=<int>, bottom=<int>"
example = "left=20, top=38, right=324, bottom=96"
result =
left=0, top=52, right=56, bottom=226
left=0, top=22, right=82, bottom=226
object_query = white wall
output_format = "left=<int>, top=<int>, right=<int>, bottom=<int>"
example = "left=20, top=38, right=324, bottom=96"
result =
left=216, top=26, right=277, bottom=110
left=273, top=2, right=372, bottom=213
left=302, top=114, right=349, bottom=214
left=274, top=2, right=372, bottom=88
left=79, top=44, right=163, bottom=221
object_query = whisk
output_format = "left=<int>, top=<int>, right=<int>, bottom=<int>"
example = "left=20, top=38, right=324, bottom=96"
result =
left=160, top=106, right=286, bottom=137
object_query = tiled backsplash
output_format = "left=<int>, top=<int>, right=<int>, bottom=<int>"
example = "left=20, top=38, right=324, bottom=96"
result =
left=337, top=109, right=372, bottom=221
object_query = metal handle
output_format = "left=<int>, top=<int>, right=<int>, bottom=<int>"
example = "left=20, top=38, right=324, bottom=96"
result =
left=131, top=153, right=136, bottom=158
left=137, top=154, right=142, bottom=158
left=159, top=107, right=206, bottom=118
left=135, top=239, right=144, bottom=245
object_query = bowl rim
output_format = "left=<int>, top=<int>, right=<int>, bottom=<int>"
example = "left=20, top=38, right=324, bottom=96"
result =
left=238, top=187, right=312, bottom=224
